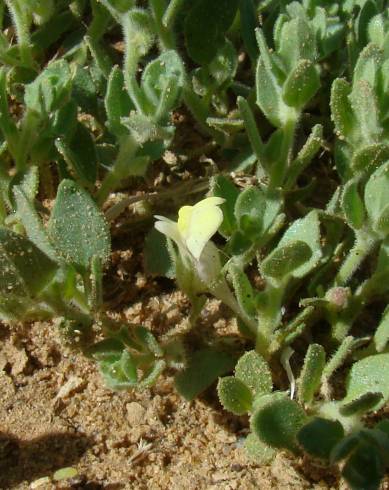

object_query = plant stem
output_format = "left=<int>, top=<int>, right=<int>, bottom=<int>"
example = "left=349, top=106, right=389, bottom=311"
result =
left=162, top=0, right=185, bottom=28
left=237, top=96, right=267, bottom=178
left=96, top=134, right=138, bottom=205
left=5, top=0, right=34, bottom=68
left=149, top=0, right=175, bottom=50
left=122, top=19, right=151, bottom=115
left=256, top=285, right=284, bottom=358
left=269, top=117, right=297, bottom=189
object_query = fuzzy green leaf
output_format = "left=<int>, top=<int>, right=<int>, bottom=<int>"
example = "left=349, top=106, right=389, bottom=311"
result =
left=235, top=350, right=272, bottom=397
left=298, top=344, right=326, bottom=405
left=175, top=348, right=236, bottom=401
left=244, top=433, right=275, bottom=464
left=340, top=392, right=383, bottom=416
left=365, top=161, right=389, bottom=236
left=297, top=417, right=344, bottom=460
left=48, top=179, right=110, bottom=271
left=342, top=443, right=385, bottom=490
left=105, top=65, right=133, bottom=136
left=0, top=227, right=57, bottom=297
left=261, top=240, right=312, bottom=281
left=184, top=0, right=239, bottom=65
left=251, top=393, right=307, bottom=453
left=144, top=228, right=174, bottom=279
left=211, top=175, right=239, bottom=237
left=13, top=186, right=58, bottom=262
left=275, top=210, right=322, bottom=279
left=217, top=376, right=253, bottom=415
left=342, top=180, right=365, bottom=229
left=282, top=59, right=320, bottom=109
left=344, top=353, right=389, bottom=410
left=330, top=78, right=356, bottom=142
left=55, top=122, right=98, bottom=184
left=229, top=265, right=257, bottom=318
left=374, top=306, right=389, bottom=352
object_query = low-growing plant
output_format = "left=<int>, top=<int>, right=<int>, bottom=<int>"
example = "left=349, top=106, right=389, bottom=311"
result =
left=0, top=1, right=388, bottom=489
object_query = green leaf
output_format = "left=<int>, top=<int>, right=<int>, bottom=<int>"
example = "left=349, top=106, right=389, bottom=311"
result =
left=340, top=392, right=383, bottom=416
left=141, top=50, right=185, bottom=118
left=244, top=433, right=275, bottom=464
left=55, top=122, right=98, bottom=184
left=330, top=78, right=357, bottom=142
left=105, top=65, right=133, bottom=136
left=228, top=265, right=257, bottom=318
left=342, top=443, right=385, bottom=490
left=235, top=350, right=272, bottom=397
left=350, top=79, right=382, bottom=144
left=217, top=376, right=253, bottom=415
left=234, top=186, right=265, bottom=240
left=353, top=43, right=382, bottom=89
left=211, top=175, right=239, bottom=237
left=374, top=306, right=389, bottom=352
left=24, top=60, right=72, bottom=115
left=122, top=9, right=155, bottom=59
left=344, top=353, right=389, bottom=410
left=208, top=40, right=238, bottom=86
left=184, top=0, right=239, bottom=65
left=13, top=186, right=58, bottom=262
left=297, top=417, right=344, bottom=460
left=0, top=227, right=57, bottom=297
left=278, top=17, right=317, bottom=71
left=282, top=59, right=320, bottom=109
left=72, top=65, right=100, bottom=117
left=275, top=210, right=322, bottom=279
left=251, top=392, right=307, bottom=453
left=238, top=0, right=258, bottom=62
left=255, top=30, right=292, bottom=128
left=144, top=228, right=174, bottom=279
left=48, top=179, right=110, bottom=271
left=365, top=160, right=389, bottom=236
left=351, top=143, right=389, bottom=173
left=342, top=180, right=365, bottom=229
left=175, top=347, right=236, bottom=401
left=261, top=240, right=312, bottom=281
left=298, top=344, right=326, bottom=405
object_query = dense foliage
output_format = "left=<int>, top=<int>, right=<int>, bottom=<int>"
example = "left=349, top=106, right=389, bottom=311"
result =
left=0, top=1, right=389, bottom=488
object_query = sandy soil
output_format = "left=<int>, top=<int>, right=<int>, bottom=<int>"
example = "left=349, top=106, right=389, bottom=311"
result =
left=0, top=290, right=341, bottom=490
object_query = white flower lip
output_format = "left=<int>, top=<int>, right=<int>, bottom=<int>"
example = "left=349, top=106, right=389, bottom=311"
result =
left=154, top=197, right=225, bottom=260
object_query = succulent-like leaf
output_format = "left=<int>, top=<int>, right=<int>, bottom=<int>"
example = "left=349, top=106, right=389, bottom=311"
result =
left=48, top=179, right=111, bottom=271
left=144, top=228, right=175, bottom=279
